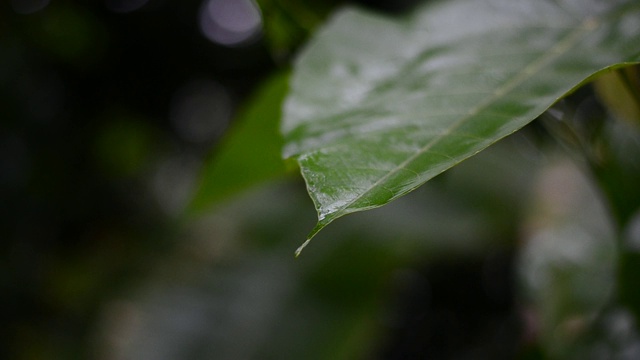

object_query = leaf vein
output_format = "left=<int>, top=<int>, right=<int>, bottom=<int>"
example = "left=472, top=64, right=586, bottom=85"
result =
left=318, top=16, right=597, bottom=225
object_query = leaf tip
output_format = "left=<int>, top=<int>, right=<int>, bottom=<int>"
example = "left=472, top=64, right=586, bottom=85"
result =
left=294, top=238, right=311, bottom=258
left=294, top=220, right=329, bottom=257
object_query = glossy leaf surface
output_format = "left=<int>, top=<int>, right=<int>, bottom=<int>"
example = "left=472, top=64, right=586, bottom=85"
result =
left=282, top=0, right=640, bottom=254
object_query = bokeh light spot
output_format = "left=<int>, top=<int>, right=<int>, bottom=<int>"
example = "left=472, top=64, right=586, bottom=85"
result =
left=199, top=0, right=262, bottom=47
left=170, top=80, right=232, bottom=144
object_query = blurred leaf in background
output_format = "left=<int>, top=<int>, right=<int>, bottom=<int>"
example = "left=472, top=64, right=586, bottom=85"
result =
left=2, top=0, right=422, bottom=359
left=188, top=72, right=291, bottom=213
left=594, top=67, right=640, bottom=128
left=257, top=0, right=340, bottom=60
left=96, top=131, right=542, bottom=359
left=2, top=0, right=640, bottom=359
left=1, top=0, right=277, bottom=358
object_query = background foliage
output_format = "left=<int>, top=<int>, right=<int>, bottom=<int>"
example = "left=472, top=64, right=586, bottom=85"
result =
left=2, top=0, right=640, bottom=359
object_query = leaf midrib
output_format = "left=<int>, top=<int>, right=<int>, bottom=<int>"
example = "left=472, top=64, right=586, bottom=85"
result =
left=308, top=16, right=599, bottom=230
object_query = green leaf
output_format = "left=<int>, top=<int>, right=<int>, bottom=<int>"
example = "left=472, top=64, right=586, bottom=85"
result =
left=593, top=66, right=640, bottom=126
left=188, top=72, right=290, bottom=214
left=282, top=0, right=640, bottom=255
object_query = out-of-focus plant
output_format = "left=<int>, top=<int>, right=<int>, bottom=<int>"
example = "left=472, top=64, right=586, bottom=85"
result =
left=190, top=0, right=640, bottom=357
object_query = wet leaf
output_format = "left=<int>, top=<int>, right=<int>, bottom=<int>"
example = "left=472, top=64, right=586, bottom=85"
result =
left=282, top=0, right=640, bottom=254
